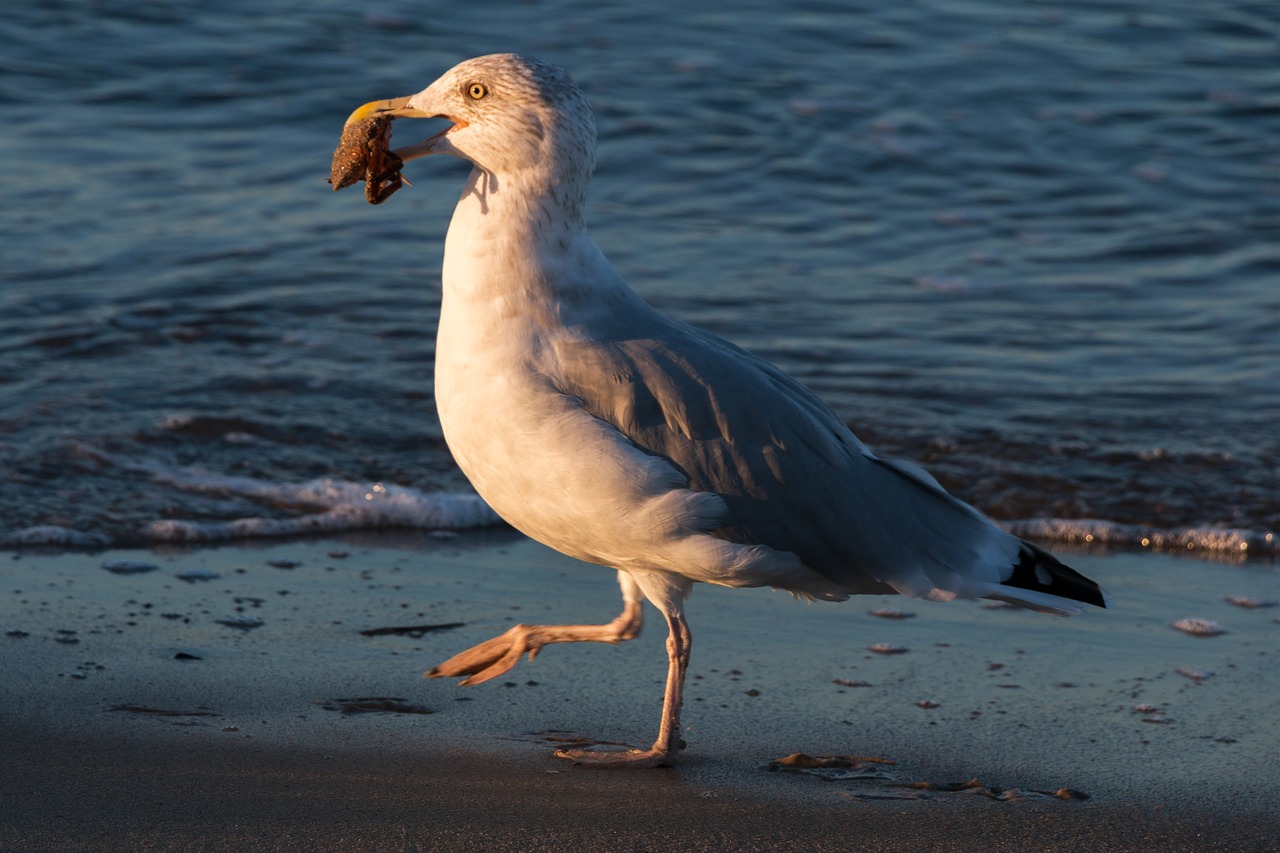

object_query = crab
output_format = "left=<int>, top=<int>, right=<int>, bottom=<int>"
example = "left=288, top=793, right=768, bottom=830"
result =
left=328, top=115, right=407, bottom=205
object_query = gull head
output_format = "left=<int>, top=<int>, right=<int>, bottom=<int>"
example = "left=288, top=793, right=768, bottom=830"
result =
left=350, top=54, right=597, bottom=183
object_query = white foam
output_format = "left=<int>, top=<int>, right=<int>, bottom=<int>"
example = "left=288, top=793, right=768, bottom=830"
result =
left=3, top=525, right=111, bottom=547
left=137, top=468, right=502, bottom=543
left=56, top=447, right=505, bottom=545
left=1003, top=518, right=1276, bottom=558
left=11, top=452, right=1274, bottom=559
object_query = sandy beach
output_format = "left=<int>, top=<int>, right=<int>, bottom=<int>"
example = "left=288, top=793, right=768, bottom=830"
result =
left=2, top=533, right=1276, bottom=852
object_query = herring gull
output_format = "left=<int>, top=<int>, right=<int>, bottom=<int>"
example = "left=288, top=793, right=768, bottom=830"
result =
left=343, top=53, right=1109, bottom=767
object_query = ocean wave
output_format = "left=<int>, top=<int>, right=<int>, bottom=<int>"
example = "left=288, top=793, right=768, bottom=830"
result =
left=6, top=449, right=1274, bottom=561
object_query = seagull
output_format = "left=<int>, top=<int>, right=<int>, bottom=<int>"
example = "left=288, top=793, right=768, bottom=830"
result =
left=345, top=53, right=1109, bottom=768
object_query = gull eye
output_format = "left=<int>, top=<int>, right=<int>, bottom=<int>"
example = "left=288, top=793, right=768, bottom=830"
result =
left=466, top=82, right=489, bottom=100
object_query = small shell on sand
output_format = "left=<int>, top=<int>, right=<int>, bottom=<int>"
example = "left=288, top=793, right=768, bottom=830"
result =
left=1133, top=703, right=1172, bottom=724
left=868, top=643, right=909, bottom=655
left=1176, top=667, right=1212, bottom=683
left=869, top=607, right=915, bottom=620
left=1170, top=618, right=1225, bottom=637
left=1223, top=595, right=1276, bottom=609
left=770, top=752, right=896, bottom=769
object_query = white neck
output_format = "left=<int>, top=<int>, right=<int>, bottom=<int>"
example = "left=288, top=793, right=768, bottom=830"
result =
left=440, top=165, right=632, bottom=321
left=432, top=161, right=651, bottom=462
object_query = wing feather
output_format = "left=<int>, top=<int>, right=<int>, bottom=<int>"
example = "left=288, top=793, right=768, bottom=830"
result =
left=549, top=314, right=1018, bottom=599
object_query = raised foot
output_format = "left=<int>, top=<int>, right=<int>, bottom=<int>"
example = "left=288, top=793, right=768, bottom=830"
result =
left=424, top=624, right=540, bottom=686
left=554, top=746, right=671, bottom=769
left=426, top=604, right=644, bottom=687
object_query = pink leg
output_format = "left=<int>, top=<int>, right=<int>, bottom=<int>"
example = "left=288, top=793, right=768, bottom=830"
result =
left=556, top=571, right=692, bottom=768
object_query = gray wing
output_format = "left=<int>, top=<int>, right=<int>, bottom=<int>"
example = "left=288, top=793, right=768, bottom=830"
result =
left=549, top=312, right=1017, bottom=598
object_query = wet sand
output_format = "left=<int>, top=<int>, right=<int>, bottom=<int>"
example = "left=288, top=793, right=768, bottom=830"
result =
left=2, top=533, right=1276, bottom=851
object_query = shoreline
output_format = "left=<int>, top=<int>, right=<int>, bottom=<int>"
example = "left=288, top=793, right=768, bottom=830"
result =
left=3, top=534, right=1277, bottom=850
left=4, top=719, right=1267, bottom=853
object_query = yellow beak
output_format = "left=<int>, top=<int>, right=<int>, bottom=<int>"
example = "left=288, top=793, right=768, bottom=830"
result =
left=344, top=96, right=436, bottom=125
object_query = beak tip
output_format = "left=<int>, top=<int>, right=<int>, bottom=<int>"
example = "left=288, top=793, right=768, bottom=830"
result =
left=345, top=95, right=420, bottom=125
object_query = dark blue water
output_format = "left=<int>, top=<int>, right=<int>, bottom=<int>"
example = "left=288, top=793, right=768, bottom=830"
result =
left=1, top=1, right=1276, bottom=556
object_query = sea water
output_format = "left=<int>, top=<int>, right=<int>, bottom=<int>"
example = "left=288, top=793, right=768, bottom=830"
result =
left=1, top=1, right=1275, bottom=558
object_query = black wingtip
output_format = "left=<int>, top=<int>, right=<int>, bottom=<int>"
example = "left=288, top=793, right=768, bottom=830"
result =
left=1000, top=542, right=1108, bottom=609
